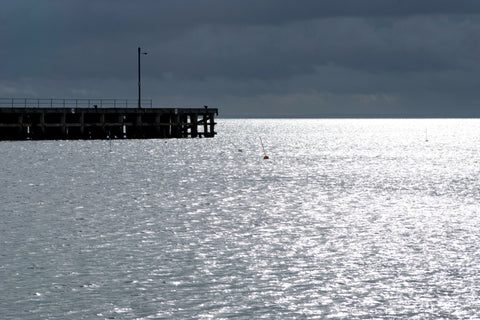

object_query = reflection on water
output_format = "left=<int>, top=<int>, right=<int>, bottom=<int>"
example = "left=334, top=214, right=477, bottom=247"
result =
left=1, top=119, right=480, bottom=319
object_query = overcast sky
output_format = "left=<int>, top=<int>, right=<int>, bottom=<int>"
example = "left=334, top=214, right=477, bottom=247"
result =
left=2, top=0, right=480, bottom=117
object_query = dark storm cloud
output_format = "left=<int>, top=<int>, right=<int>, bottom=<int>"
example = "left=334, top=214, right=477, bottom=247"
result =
left=2, top=0, right=480, bottom=116
left=154, top=16, right=480, bottom=80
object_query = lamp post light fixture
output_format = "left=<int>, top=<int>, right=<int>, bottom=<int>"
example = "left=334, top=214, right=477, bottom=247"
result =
left=138, top=47, right=148, bottom=109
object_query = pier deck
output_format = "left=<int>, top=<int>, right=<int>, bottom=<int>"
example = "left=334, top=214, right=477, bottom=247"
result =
left=0, top=99, right=217, bottom=140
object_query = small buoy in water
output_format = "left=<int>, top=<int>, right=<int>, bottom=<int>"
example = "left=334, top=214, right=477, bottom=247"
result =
left=260, top=137, right=269, bottom=160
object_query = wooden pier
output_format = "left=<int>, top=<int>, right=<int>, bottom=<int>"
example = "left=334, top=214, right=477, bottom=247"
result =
left=0, top=99, right=217, bottom=140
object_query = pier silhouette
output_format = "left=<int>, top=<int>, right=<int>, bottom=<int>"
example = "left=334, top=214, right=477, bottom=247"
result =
left=0, top=98, right=217, bottom=140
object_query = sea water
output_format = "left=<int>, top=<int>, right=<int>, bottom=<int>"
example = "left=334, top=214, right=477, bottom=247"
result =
left=1, top=119, right=480, bottom=319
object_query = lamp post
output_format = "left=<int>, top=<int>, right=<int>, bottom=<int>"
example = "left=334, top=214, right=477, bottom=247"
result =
left=138, top=47, right=147, bottom=109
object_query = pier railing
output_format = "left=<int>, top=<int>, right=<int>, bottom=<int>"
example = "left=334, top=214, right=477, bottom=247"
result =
left=0, top=98, right=153, bottom=109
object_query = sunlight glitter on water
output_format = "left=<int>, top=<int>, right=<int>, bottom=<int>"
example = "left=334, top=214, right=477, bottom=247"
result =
left=2, top=119, right=480, bottom=319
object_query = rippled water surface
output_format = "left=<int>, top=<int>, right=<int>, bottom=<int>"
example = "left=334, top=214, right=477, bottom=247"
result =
left=2, top=119, right=480, bottom=319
